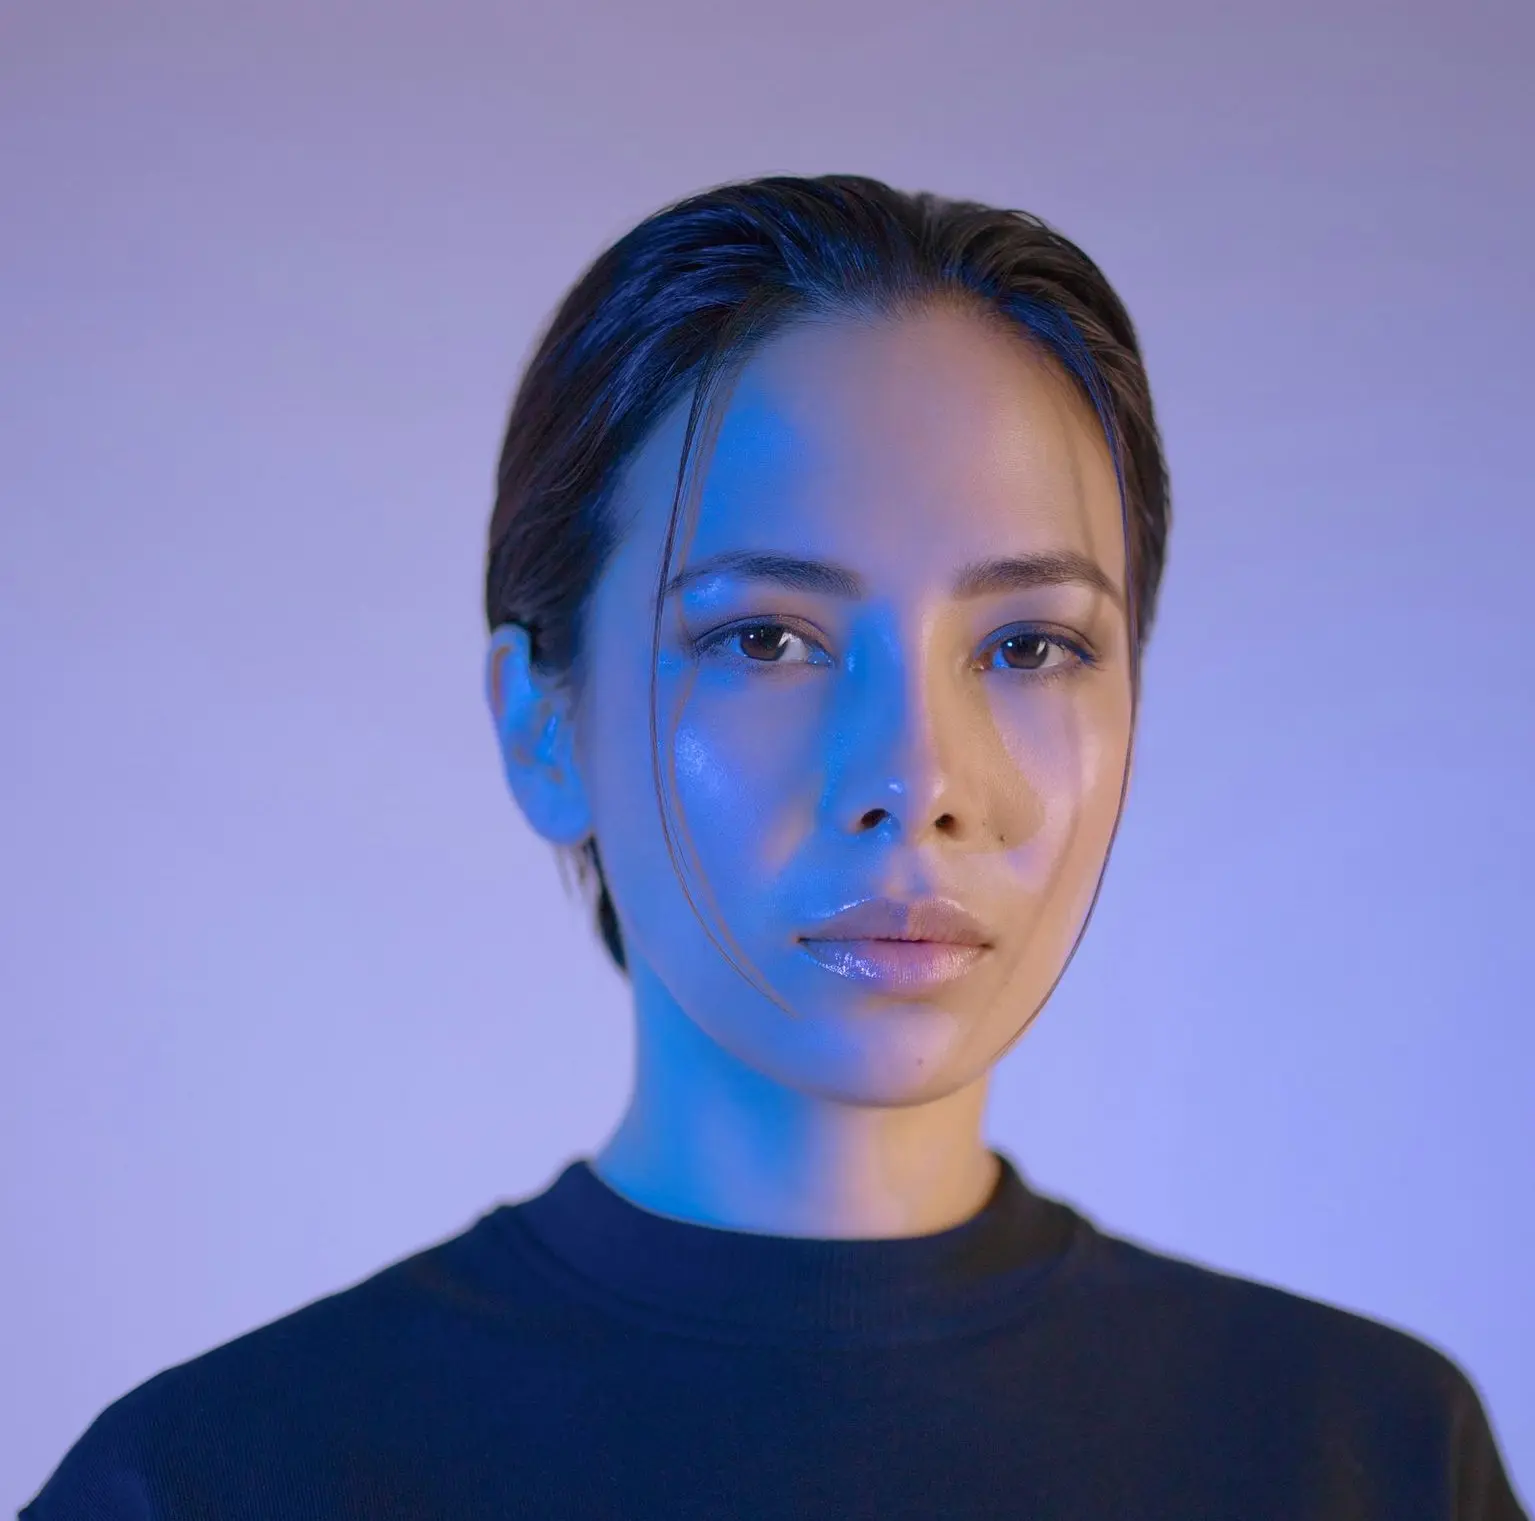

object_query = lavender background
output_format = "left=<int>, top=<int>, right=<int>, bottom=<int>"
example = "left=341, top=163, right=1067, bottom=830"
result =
left=3, top=0, right=1531, bottom=1507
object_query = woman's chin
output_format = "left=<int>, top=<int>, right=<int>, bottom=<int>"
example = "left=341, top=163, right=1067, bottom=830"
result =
left=736, top=999, right=994, bottom=1107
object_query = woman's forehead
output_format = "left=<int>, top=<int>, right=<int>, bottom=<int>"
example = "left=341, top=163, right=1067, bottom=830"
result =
left=616, top=309, right=1124, bottom=575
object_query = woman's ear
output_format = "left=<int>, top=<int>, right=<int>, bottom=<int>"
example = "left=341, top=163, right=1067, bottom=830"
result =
left=484, top=624, right=592, bottom=847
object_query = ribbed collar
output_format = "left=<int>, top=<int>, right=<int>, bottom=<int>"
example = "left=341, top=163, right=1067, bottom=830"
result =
left=495, top=1149, right=1086, bottom=1344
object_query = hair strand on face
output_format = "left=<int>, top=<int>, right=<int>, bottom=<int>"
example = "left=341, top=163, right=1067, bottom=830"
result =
left=644, top=290, right=810, bottom=1018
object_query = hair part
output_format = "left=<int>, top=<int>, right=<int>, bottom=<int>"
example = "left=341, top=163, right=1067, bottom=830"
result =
left=486, top=173, right=1171, bottom=976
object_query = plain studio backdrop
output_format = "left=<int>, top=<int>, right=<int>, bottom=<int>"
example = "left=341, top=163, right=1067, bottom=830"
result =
left=2, top=0, right=1531, bottom=1507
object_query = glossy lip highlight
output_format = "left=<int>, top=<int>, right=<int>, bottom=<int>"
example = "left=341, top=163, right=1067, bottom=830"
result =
left=798, top=896, right=992, bottom=947
left=797, top=897, right=992, bottom=993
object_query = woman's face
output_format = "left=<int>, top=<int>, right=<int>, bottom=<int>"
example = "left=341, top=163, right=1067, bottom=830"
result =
left=559, top=303, right=1132, bottom=1107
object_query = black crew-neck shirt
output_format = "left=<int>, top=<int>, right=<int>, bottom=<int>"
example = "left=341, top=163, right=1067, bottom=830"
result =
left=21, top=1151, right=1527, bottom=1519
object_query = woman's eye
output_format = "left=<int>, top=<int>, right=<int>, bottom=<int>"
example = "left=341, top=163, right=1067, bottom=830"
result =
left=701, top=622, right=826, bottom=666
left=979, top=630, right=1087, bottom=678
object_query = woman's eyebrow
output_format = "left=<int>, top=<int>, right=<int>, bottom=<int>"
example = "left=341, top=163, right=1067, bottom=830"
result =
left=665, top=551, right=860, bottom=600
left=664, top=548, right=1123, bottom=609
left=953, top=551, right=1125, bottom=610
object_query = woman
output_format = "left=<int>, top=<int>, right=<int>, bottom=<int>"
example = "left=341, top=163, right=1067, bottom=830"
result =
left=23, top=174, right=1526, bottom=1519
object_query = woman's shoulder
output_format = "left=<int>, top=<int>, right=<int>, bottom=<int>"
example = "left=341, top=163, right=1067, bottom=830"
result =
left=20, top=1203, right=542, bottom=1518
left=1066, top=1208, right=1497, bottom=1426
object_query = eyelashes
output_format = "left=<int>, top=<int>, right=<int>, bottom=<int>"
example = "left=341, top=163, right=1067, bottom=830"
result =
left=691, top=622, right=831, bottom=668
left=687, top=619, right=1098, bottom=685
left=977, top=628, right=1097, bottom=681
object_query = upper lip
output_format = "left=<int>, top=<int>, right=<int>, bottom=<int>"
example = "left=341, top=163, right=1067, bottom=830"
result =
left=799, top=897, right=992, bottom=947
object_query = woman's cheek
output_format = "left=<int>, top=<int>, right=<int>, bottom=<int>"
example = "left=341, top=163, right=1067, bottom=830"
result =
left=672, top=719, right=736, bottom=809
left=672, top=703, right=810, bottom=856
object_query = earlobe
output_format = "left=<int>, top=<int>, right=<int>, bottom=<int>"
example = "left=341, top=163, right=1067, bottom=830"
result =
left=484, top=624, right=592, bottom=847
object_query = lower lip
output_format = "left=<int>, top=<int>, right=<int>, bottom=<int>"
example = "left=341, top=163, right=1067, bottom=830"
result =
left=797, top=938, right=988, bottom=992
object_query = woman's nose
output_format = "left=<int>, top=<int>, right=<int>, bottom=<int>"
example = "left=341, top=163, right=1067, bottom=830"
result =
left=821, top=653, right=970, bottom=845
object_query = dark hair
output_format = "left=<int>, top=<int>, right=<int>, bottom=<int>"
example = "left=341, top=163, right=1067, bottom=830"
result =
left=485, top=173, right=1171, bottom=977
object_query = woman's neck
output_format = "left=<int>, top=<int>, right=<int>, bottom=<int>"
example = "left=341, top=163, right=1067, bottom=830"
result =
left=591, top=979, right=1000, bottom=1240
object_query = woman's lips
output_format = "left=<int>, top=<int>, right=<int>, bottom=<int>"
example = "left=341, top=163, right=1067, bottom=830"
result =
left=797, top=938, right=988, bottom=992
